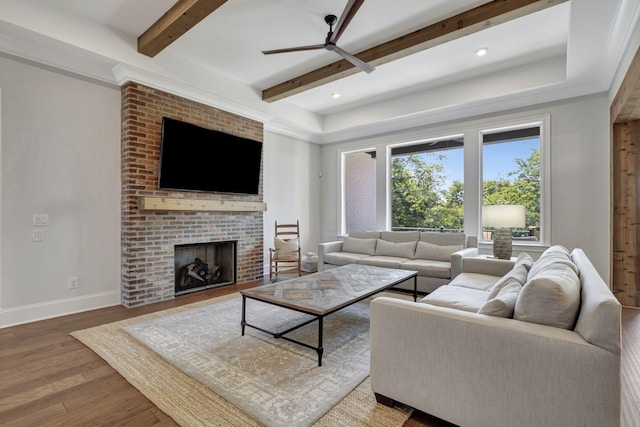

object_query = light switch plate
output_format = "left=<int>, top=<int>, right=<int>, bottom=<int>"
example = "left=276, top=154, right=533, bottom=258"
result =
left=32, top=229, right=44, bottom=242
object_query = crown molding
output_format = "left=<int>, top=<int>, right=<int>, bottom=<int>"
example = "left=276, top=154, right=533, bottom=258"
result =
left=112, top=63, right=274, bottom=125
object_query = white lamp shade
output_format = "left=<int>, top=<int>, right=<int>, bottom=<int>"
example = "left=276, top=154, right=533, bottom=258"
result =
left=482, top=205, right=525, bottom=228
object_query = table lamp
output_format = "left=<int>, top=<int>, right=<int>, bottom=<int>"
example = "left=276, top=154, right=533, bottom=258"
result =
left=482, top=205, right=525, bottom=259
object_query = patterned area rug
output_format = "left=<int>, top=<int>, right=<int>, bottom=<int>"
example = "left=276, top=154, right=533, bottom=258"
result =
left=71, top=292, right=412, bottom=427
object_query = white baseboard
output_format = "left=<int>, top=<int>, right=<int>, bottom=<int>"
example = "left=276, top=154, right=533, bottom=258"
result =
left=0, top=291, right=121, bottom=328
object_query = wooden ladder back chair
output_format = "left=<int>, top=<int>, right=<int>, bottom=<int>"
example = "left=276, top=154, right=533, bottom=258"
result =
left=269, top=220, right=302, bottom=282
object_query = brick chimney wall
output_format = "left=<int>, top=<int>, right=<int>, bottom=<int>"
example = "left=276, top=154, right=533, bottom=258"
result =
left=121, top=82, right=264, bottom=307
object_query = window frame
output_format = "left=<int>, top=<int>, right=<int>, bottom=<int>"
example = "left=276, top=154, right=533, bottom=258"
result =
left=339, top=147, right=378, bottom=236
left=479, top=117, right=550, bottom=246
left=335, top=113, right=551, bottom=248
left=387, top=134, right=465, bottom=232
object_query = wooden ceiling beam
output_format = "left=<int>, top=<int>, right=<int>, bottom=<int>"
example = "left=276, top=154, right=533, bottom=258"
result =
left=138, top=0, right=228, bottom=57
left=262, top=0, right=568, bottom=103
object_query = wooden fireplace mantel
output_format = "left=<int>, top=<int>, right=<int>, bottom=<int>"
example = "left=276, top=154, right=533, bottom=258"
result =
left=139, top=197, right=267, bottom=212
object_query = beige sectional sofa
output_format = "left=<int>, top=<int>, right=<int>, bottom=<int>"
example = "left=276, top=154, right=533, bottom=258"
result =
left=370, top=246, right=621, bottom=427
left=318, top=231, right=478, bottom=293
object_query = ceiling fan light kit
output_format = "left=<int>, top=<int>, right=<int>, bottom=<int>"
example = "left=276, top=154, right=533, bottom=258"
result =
left=262, top=0, right=375, bottom=74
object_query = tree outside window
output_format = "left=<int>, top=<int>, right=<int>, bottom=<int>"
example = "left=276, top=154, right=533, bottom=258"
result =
left=391, top=138, right=464, bottom=231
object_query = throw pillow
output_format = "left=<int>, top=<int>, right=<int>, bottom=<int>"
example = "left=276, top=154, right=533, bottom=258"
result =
left=515, top=252, right=535, bottom=271
left=478, top=281, right=522, bottom=318
left=514, top=263, right=581, bottom=329
left=486, top=263, right=528, bottom=300
left=375, top=239, right=417, bottom=258
left=414, top=241, right=462, bottom=262
left=341, top=236, right=377, bottom=255
left=274, top=237, right=299, bottom=260
left=528, top=245, right=578, bottom=279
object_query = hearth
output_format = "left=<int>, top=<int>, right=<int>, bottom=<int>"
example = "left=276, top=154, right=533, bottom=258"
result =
left=174, top=241, right=237, bottom=296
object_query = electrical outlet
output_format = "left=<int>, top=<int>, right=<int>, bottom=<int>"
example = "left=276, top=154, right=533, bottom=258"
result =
left=33, top=214, right=49, bottom=226
left=68, top=276, right=78, bottom=289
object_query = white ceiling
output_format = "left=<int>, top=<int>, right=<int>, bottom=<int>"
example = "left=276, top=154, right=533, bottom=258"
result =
left=0, top=0, right=638, bottom=142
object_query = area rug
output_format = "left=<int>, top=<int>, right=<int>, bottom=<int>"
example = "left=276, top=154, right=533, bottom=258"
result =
left=71, top=292, right=412, bottom=427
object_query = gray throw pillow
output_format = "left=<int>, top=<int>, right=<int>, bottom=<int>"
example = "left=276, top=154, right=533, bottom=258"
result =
left=414, top=241, right=462, bottom=262
left=514, top=263, right=581, bottom=329
left=342, top=236, right=377, bottom=255
left=478, top=281, right=522, bottom=318
left=375, top=239, right=417, bottom=258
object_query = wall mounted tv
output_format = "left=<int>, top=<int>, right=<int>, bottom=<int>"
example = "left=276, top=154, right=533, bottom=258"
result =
left=158, top=117, right=262, bottom=195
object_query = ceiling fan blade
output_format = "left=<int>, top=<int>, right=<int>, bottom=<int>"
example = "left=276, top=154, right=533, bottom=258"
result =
left=331, top=0, right=365, bottom=44
left=333, top=45, right=374, bottom=74
left=262, top=44, right=324, bottom=55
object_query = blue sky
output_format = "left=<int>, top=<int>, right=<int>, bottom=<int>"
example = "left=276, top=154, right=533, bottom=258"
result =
left=415, top=138, right=539, bottom=186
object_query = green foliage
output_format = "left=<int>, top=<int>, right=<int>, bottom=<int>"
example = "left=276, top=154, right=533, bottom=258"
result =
left=391, top=147, right=540, bottom=231
left=391, top=155, right=464, bottom=229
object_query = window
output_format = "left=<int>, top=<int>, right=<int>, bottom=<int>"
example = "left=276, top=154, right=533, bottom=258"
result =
left=482, top=125, right=541, bottom=242
left=342, top=150, right=376, bottom=234
left=390, top=136, right=464, bottom=231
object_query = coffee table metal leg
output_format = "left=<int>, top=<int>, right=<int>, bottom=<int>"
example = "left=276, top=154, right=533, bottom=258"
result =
left=413, top=276, right=417, bottom=302
left=317, top=316, right=324, bottom=366
left=241, top=295, right=246, bottom=335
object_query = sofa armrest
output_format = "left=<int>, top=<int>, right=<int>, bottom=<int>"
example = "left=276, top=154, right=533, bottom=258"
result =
left=317, top=241, right=343, bottom=271
left=370, top=297, right=620, bottom=427
left=461, top=256, right=515, bottom=276
left=450, top=247, right=478, bottom=278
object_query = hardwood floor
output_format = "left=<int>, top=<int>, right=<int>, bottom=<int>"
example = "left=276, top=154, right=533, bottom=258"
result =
left=0, top=282, right=638, bottom=426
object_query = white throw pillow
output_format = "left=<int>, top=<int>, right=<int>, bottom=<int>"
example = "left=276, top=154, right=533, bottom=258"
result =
left=515, top=252, right=535, bottom=271
left=478, top=281, right=522, bottom=318
left=414, top=241, right=462, bottom=262
left=375, top=239, right=416, bottom=258
left=342, top=236, right=377, bottom=255
left=487, top=263, right=529, bottom=300
left=514, top=263, right=581, bottom=329
left=273, top=237, right=299, bottom=260
left=528, top=245, right=577, bottom=279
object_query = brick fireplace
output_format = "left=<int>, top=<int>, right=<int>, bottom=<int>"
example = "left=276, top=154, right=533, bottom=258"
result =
left=121, top=82, right=264, bottom=307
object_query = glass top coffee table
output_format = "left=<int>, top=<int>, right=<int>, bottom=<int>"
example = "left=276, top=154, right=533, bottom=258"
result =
left=241, top=264, right=417, bottom=366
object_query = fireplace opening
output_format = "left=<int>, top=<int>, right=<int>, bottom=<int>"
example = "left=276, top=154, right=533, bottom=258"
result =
left=174, top=241, right=237, bottom=296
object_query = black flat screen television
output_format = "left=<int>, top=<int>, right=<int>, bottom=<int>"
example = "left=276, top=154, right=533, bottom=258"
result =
left=158, top=117, right=262, bottom=195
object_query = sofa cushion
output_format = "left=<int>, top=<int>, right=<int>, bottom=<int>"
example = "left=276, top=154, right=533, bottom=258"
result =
left=486, top=263, right=529, bottom=300
left=414, top=241, right=462, bottom=262
left=376, top=239, right=417, bottom=259
left=421, top=286, right=487, bottom=312
left=449, top=272, right=499, bottom=291
left=273, top=237, right=299, bottom=259
left=342, top=236, right=377, bottom=255
left=323, top=252, right=371, bottom=266
left=400, top=259, right=451, bottom=279
left=528, top=245, right=578, bottom=279
left=380, top=231, right=420, bottom=242
left=420, top=231, right=467, bottom=247
left=357, top=256, right=406, bottom=269
left=514, top=262, right=581, bottom=329
left=478, top=281, right=522, bottom=318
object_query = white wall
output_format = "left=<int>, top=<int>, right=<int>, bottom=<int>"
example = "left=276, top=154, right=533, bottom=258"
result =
left=319, top=94, right=611, bottom=282
left=0, top=55, right=121, bottom=327
left=263, top=131, right=321, bottom=271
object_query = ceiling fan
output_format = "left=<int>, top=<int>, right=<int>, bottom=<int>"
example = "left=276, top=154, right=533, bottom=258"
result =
left=262, top=0, right=375, bottom=74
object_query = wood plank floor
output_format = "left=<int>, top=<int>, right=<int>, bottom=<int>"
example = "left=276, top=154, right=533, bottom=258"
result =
left=0, top=280, right=638, bottom=426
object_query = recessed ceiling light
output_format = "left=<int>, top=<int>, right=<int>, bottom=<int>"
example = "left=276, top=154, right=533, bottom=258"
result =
left=476, top=47, right=489, bottom=57
left=331, top=93, right=341, bottom=99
